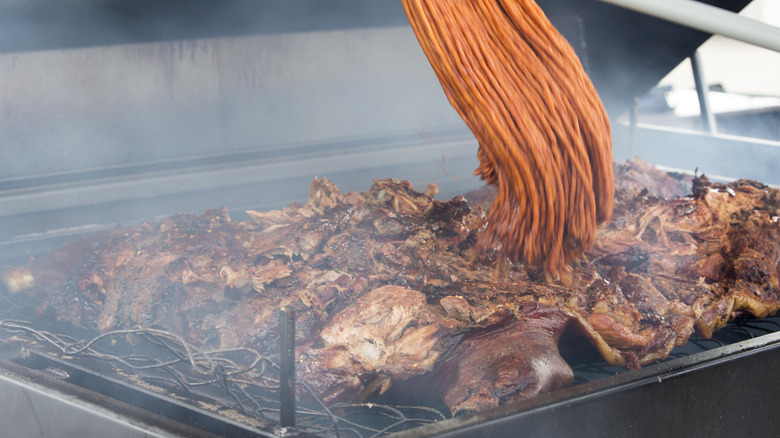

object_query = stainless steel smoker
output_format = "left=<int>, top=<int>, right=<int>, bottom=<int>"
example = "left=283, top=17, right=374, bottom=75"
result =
left=1, top=1, right=779, bottom=436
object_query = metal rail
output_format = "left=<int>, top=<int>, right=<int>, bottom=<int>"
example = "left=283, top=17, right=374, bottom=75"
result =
left=597, top=0, right=780, bottom=53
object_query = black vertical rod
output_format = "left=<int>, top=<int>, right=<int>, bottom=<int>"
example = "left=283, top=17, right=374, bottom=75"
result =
left=691, top=50, right=718, bottom=134
left=279, top=307, right=296, bottom=429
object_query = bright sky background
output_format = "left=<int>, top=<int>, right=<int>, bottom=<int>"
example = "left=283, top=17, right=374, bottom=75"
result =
left=658, top=0, right=780, bottom=97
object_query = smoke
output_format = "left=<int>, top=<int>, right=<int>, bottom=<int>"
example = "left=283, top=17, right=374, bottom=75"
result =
left=4, top=0, right=776, bottom=250
left=0, top=6, right=482, bottom=431
left=0, top=1, right=481, bottom=254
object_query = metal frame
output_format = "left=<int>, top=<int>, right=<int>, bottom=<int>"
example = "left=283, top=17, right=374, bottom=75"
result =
left=597, top=0, right=780, bottom=52
left=0, top=355, right=221, bottom=438
left=605, top=0, right=780, bottom=182
left=394, top=331, right=780, bottom=438
left=613, top=121, right=780, bottom=184
left=690, top=51, right=718, bottom=134
left=0, top=130, right=482, bottom=265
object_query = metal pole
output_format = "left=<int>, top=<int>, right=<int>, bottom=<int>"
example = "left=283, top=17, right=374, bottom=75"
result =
left=279, top=307, right=296, bottom=430
left=630, top=96, right=639, bottom=157
left=596, top=0, right=780, bottom=53
left=690, top=51, right=718, bottom=134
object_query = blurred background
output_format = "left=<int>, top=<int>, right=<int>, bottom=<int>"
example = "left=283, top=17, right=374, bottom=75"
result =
left=636, top=0, right=780, bottom=141
left=661, top=0, right=780, bottom=97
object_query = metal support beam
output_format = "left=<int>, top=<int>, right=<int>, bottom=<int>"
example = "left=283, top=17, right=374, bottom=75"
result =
left=597, top=0, right=780, bottom=53
left=690, top=51, right=718, bottom=134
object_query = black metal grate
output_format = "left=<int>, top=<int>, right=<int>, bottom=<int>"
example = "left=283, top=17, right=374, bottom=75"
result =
left=568, top=314, right=780, bottom=385
left=0, top=290, right=449, bottom=437
left=1, top=287, right=779, bottom=437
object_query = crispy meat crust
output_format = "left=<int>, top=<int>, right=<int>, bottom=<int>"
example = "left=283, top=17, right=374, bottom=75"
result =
left=3, top=161, right=780, bottom=415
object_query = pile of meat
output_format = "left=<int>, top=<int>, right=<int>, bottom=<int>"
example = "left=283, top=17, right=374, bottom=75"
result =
left=3, top=160, right=780, bottom=415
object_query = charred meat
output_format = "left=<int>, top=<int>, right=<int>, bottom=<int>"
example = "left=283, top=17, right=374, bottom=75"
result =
left=3, top=161, right=780, bottom=415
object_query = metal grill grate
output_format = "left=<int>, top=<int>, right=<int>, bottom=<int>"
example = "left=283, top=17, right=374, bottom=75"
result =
left=1, top=285, right=779, bottom=437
